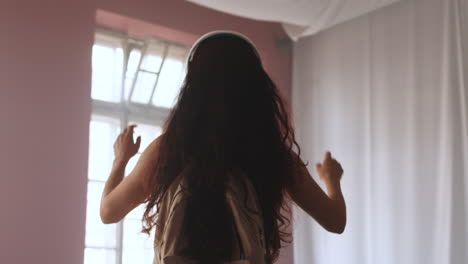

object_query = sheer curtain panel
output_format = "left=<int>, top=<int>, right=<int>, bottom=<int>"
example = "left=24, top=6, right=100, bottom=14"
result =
left=291, top=0, right=468, bottom=263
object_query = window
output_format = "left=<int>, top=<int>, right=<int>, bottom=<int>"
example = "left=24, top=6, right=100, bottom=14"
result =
left=85, top=29, right=189, bottom=264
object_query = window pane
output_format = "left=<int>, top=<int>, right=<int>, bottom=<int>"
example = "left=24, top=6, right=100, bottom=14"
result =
left=141, top=55, right=163, bottom=72
left=92, top=44, right=123, bottom=102
left=127, top=49, right=142, bottom=75
left=124, top=122, right=162, bottom=174
left=85, top=181, right=118, bottom=248
left=130, top=72, right=158, bottom=104
left=125, top=153, right=141, bottom=176
left=123, top=122, right=162, bottom=220
left=122, top=249, right=154, bottom=264
left=124, top=49, right=142, bottom=100
left=152, top=46, right=187, bottom=108
left=126, top=203, right=146, bottom=220
left=124, top=78, right=134, bottom=101
left=88, top=118, right=120, bottom=181
left=122, top=219, right=155, bottom=264
left=133, top=123, right=163, bottom=152
left=84, top=248, right=116, bottom=264
left=123, top=219, right=154, bottom=250
left=141, top=42, right=166, bottom=71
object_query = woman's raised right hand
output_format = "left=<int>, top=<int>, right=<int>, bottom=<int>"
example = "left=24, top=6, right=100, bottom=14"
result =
left=315, top=152, right=343, bottom=186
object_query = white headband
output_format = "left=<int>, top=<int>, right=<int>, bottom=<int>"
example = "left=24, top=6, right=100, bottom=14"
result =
left=187, top=30, right=261, bottom=65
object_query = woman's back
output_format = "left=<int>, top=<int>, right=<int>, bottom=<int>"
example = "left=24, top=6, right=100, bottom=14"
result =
left=153, top=168, right=266, bottom=264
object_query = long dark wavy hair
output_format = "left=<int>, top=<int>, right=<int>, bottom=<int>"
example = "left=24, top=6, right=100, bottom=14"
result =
left=142, top=33, right=300, bottom=263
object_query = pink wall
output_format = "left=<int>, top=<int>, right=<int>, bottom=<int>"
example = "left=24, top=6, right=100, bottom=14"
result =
left=0, top=0, right=293, bottom=263
left=0, top=1, right=95, bottom=264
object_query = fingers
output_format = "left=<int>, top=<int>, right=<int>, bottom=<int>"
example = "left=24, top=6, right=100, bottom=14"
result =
left=124, top=124, right=137, bottom=135
left=135, top=135, right=141, bottom=148
left=120, top=125, right=138, bottom=140
left=324, top=151, right=341, bottom=164
left=117, top=125, right=140, bottom=145
left=322, top=151, right=343, bottom=170
left=315, top=163, right=322, bottom=171
left=315, top=163, right=323, bottom=180
left=324, top=151, right=332, bottom=162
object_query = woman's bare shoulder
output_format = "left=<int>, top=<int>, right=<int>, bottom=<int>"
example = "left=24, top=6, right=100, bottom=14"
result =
left=140, top=134, right=164, bottom=161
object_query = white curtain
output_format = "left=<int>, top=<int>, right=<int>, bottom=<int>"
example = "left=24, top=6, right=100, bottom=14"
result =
left=185, top=0, right=403, bottom=40
left=292, top=0, right=468, bottom=263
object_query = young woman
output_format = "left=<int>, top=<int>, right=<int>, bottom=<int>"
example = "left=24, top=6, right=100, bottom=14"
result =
left=100, top=31, right=346, bottom=264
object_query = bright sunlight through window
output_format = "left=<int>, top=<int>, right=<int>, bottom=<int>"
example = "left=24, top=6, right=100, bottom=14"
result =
left=85, top=29, right=189, bottom=264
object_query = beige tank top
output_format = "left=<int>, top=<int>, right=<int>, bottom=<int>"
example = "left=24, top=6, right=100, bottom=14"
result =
left=153, top=169, right=266, bottom=264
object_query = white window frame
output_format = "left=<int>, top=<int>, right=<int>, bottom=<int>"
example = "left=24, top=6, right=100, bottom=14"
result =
left=86, top=28, right=189, bottom=264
